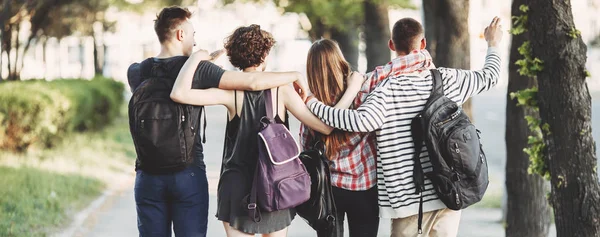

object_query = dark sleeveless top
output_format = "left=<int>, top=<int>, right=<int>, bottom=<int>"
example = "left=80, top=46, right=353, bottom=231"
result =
left=216, top=89, right=295, bottom=234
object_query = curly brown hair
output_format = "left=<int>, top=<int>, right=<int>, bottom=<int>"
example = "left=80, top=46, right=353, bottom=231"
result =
left=224, top=24, right=276, bottom=70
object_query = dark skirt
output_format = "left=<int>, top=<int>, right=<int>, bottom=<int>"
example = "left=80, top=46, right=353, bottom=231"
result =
left=216, top=169, right=295, bottom=234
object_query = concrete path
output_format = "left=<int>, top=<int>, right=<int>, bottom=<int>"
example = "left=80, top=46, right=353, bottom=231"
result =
left=75, top=187, right=532, bottom=237
left=67, top=95, right=571, bottom=237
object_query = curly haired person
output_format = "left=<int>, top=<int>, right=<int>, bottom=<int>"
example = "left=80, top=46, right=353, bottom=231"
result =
left=170, top=24, right=345, bottom=237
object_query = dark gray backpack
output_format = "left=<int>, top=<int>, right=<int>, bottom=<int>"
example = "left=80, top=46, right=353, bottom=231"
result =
left=411, top=69, right=489, bottom=233
left=128, top=57, right=203, bottom=174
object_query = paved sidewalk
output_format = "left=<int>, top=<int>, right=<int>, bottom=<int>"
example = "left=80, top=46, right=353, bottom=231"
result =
left=77, top=187, right=510, bottom=237
left=67, top=103, right=561, bottom=237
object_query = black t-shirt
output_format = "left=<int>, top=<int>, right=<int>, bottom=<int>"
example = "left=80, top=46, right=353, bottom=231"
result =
left=128, top=57, right=225, bottom=170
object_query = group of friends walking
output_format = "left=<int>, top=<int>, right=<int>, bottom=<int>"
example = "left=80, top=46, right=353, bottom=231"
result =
left=127, top=5, right=503, bottom=237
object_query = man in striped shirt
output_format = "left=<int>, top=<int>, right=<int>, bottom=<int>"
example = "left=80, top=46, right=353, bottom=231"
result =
left=305, top=17, right=503, bottom=236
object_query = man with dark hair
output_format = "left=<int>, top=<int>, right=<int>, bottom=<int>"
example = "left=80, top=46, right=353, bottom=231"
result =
left=306, top=17, right=503, bottom=236
left=128, top=6, right=307, bottom=237
left=390, top=18, right=427, bottom=55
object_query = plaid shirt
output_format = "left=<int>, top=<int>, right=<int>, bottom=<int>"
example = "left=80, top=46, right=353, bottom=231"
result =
left=300, top=49, right=434, bottom=191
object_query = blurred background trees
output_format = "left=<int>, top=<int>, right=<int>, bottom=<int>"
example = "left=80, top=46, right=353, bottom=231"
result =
left=1, top=0, right=600, bottom=235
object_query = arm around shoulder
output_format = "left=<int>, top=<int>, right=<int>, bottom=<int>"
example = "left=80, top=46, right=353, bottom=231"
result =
left=219, top=71, right=302, bottom=91
left=280, top=85, right=334, bottom=135
left=170, top=51, right=233, bottom=106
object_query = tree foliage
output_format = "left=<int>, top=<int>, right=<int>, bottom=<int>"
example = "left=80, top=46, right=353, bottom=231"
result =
left=0, top=0, right=184, bottom=80
left=226, top=0, right=413, bottom=38
left=221, top=0, right=412, bottom=70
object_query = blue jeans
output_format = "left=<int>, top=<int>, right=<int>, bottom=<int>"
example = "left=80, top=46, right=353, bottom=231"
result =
left=135, top=165, right=208, bottom=237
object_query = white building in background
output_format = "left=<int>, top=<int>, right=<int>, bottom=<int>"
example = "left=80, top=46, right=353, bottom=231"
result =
left=8, top=0, right=600, bottom=90
left=102, top=0, right=312, bottom=89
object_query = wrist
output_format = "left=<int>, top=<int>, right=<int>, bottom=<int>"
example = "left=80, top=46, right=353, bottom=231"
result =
left=487, top=41, right=498, bottom=47
left=191, top=54, right=207, bottom=62
left=305, top=95, right=315, bottom=105
left=304, top=95, right=318, bottom=107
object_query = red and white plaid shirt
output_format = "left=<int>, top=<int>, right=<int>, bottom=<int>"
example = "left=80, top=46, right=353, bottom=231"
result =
left=300, top=49, right=434, bottom=191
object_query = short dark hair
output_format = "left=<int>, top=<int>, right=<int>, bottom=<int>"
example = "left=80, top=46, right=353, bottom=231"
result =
left=392, top=18, right=424, bottom=54
left=224, top=24, right=276, bottom=70
left=154, top=6, right=192, bottom=43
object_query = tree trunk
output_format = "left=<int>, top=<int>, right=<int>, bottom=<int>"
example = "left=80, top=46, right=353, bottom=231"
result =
left=330, top=27, right=359, bottom=71
left=364, top=0, right=391, bottom=72
left=423, top=0, right=473, bottom=118
left=527, top=1, right=600, bottom=236
left=505, top=1, right=552, bottom=236
left=19, top=34, right=36, bottom=77
left=93, top=34, right=103, bottom=76
left=39, top=37, right=47, bottom=64
left=5, top=24, right=13, bottom=81
left=0, top=41, right=3, bottom=82
left=10, top=23, right=20, bottom=80
left=308, top=19, right=328, bottom=42
left=79, top=38, right=85, bottom=78
left=0, top=0, right=8, bottom=82
left=0, top=50, right=3, bottom=81
left=103, top=43, right=108, bottom=77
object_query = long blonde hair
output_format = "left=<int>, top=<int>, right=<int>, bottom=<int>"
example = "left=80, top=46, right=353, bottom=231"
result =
left=307, top=39, right=353, bottom=159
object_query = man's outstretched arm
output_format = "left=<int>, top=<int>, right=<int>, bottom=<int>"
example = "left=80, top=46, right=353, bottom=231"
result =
left=306, top=79, right=393, bottom=133
left=193, top=60, right=308, bottom=99
left=219, top=71, right=303, bottom=91
left=439, top=17, right=503, bottom=104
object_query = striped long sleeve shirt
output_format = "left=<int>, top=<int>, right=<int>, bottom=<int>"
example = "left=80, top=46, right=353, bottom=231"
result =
left=300, top=49, right=434, bottom=191
left=307, top=47, right=501, bottom=218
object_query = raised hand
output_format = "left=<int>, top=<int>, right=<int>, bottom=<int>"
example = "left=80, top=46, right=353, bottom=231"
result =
left=484, top=17, right=503, bottom=47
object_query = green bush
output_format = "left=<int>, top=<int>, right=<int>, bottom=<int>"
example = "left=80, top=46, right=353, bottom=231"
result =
left=0, top=78, right=124, bottom=151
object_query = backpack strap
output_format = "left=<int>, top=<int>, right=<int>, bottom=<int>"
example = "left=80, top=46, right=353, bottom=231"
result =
left=264, top=89, right=274, bottom=120
left=248, top=89, right=267, bottom=223
left=247, top=168, right=262, bottom=222
left=201, top=106, right=207, bottom=143
left=430, top=69, right=444, bottom=97
left=411, top=117, right=426, bottom=193
left=411, top=115, right=426, bottom=234
left=234, top=90, right=238, bottom=115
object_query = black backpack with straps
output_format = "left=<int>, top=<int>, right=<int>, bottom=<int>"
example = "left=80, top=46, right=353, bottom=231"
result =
left=128, top=57, right=205, bottom=174
left=411, top=69, right=489, bottom=233
left=296, top=134, right=339, bottom=237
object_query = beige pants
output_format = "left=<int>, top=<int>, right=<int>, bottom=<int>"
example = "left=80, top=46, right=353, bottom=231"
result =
left=391, top=208, right=461, bottom=237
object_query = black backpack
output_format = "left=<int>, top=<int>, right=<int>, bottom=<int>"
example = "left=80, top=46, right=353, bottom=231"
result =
left=128, top=57, right=202, bottom=174
left=411, top=69, right=489, bottom=233
left=296, top=135, right=339, bottom=237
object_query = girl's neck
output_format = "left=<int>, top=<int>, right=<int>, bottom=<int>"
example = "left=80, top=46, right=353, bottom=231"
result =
left=243, top=66, right=261, bottom=72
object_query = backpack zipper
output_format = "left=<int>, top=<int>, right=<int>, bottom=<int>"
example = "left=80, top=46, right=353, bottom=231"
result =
left=435, top=109, right=462, bottom=127
left=450, top=166, right=462, bottom=206
left=187, top=106, right=195, bottom=136
left=179, top=106, right=188, bottom=162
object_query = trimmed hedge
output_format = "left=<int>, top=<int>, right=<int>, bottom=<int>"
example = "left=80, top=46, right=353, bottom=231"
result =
left=0, top=78, right=124, bottom=151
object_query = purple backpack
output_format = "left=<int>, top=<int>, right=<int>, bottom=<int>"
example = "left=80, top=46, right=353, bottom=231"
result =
left=247, top=89, right=311, bottom=222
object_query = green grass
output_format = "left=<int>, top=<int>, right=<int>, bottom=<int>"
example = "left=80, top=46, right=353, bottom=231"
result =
left=473, top=187, right=503, bottom=209
left=473, top=174, right=503, bottom=209
left=0, top=166, right=104, bottom=237
left=0, top=106, right=135, bottom=236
